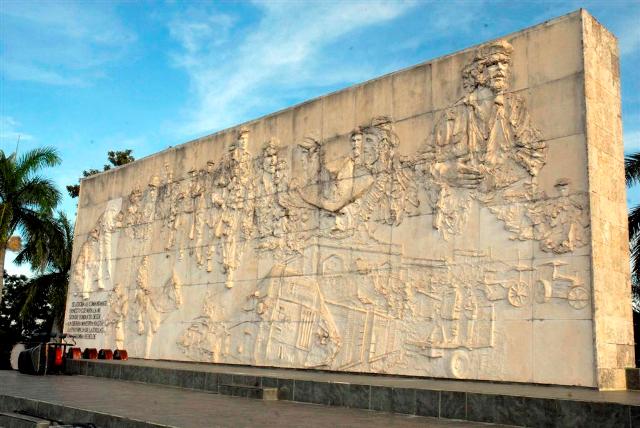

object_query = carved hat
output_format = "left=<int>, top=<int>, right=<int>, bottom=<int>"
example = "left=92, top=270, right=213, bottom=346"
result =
left=368, top=116, right=399, bottom=148
left=148, top=175, right=162, bottom=188
left=370, top=116, right=394, bottom=130
left=298, top=136, right=320, bottom=150
left=474, top=39, right=513, bottom=62
left=263, top=137, right=279, bottom=155
left=237, top=127, right=250, bottom=138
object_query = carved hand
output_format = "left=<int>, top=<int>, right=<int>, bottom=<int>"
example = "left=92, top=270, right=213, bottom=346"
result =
left=437, top=160, right=484, bottom=189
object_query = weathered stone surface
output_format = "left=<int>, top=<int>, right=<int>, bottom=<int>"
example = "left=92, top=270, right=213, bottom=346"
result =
left=63, top=10, right=633, bottom=389
left=582, top=10, right=635, bottom=390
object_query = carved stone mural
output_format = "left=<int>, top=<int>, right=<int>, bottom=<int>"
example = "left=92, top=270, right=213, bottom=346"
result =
left=64, top=11, right=635, bottom=390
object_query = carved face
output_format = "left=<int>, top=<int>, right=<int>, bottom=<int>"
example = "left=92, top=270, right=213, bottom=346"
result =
left=239, top=133, right=249, bottom=149
left=231, top=144, right=245, bottom=164
left=351, top=133, right=363, bottom=162
left=263, top=153, right=277, bottom=174
left=273, top=160, right=287, bottom=186
left=362, top=132, right=380, bottom=169
left=484, top=53, right=510, bottom=93
left=231, top=132, right=249, bottom=154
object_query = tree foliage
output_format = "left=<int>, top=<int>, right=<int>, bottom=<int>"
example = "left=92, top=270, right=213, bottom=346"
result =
left=0, top=211, right=73, bottom=345
left=106, top=149, right=135, bottom=169
left=0, top=272, right=52, bottom=343
left=625, top=152, right=640, bottom=187
left=0, top=147, right=61, bottom=303
left=66, top=149, right=135, bottom=198
left=626, top=151, right=640, bottom=311
left=14, top=212, right=73, bottom=332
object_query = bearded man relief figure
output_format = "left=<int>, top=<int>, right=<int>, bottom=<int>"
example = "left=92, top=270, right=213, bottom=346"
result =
left=421, top=40, right=546, bottom=239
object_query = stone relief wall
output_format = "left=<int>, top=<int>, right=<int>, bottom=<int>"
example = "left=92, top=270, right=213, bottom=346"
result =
left=63, top=12, right=633, bottom=388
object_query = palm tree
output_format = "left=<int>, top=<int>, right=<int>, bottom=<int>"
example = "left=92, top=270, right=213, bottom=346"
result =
left=0, top=147, right=61, bottom=303
left=625, top=151, right=640, bottom=309
left=14, top=212, right=73, bottom=333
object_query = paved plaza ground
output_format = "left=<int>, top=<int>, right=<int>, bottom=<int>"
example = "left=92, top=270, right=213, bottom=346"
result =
left=0, top=371, right=508, bottom=427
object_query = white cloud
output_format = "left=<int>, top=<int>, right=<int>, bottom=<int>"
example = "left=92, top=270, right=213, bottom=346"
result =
left=0, top=116, right=34, bottom=144
left=0, top=1, right=136, bottom=86
left=168, top=1, right=417, bottom=136
left=169, top=8, right=235, bottom=55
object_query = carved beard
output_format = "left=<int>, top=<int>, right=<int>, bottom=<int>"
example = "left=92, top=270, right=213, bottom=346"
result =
left=475, top=67, right=509, bottom=94
left=486, top=72, right=509, bottom=93
left=489, top=78, right=507, bottom=93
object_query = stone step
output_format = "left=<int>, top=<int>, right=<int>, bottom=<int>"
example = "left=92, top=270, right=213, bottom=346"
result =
left=65, top=359, right=640, bottom=427
left=0, top=395, right=170, bottom=428
left=218, top=384, right=278, bottom=400
left=0, top=411, right=50, bottom=428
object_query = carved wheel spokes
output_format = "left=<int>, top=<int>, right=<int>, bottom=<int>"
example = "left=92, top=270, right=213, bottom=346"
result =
left=507, top=281, right=530, bottom=307
left=450, top=350, right=470, bottom=379
left=567, top=286, right=589, bottom=310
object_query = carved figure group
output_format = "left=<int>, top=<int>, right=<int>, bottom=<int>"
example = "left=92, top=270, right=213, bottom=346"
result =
left=67, top=39, right=593, bottom=379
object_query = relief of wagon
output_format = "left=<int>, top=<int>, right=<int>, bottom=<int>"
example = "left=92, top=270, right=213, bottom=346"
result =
left=535, top=260, right=590, bottom=310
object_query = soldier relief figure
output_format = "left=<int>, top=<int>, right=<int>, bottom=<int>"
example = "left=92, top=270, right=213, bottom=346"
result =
left=67, top=38, right=592, bottom=380
left=422, top=40, right=547, bottom=239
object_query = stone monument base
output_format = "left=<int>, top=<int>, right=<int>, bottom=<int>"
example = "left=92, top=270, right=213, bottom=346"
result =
left=61, top=358, right=639, bottom=426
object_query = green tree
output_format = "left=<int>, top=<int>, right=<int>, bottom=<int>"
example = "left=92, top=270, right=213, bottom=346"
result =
left=67, top=149, right=135, bottom=198
left=0, top=273, right=31, bottom=343
left=14, top=212, right=73, bottom=333
left=626, top=151, right=640, bottom=310
left=0, top=148, right=61, bottom=304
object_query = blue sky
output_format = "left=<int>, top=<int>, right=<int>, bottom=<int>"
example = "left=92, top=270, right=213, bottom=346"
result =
left=1, top=0, right=639, bottom=276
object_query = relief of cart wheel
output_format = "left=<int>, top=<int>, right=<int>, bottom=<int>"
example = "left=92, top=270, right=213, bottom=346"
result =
left=567, top=286, right=589, bottom=309
left=507, top=281, right=530, bottom=307
left=449, top=350, right=471, bottom=379
left=537, top=261, right=589, bottom=310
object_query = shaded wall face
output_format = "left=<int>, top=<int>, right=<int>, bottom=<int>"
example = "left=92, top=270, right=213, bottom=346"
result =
left=63, top=12, right=629, bottom=388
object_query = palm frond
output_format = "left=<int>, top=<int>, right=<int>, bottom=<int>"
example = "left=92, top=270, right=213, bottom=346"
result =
left=15, top=211, right=73, bottom=274
left=630, top=202, right=640, bottom=302
left=55, top=212, right=74, bottom=271
left=630, top=204, right=640, bottom=243
left=16, top=175, right=60, bottom=212
left=12, top=210, right=73, bottom=332
left=625, top=152, right=640, bottom=186
left=13, top=209, right=58, bottom=272
left=15, top=147, right=61, bottom=178
left=631, top=234, right=640, bottom=292
left=18, top=272, right=57, bottom=320
left=0, top=154, right=18, bottom=202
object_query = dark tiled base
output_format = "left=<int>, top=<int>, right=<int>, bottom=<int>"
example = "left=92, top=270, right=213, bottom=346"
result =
left=347, top=384, right=370, bottom=409
left=66, top=359, right=640, bottom=427
left=218, top=383, right=277, bottom=400
left=627, top=368, right=640, bottom=391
